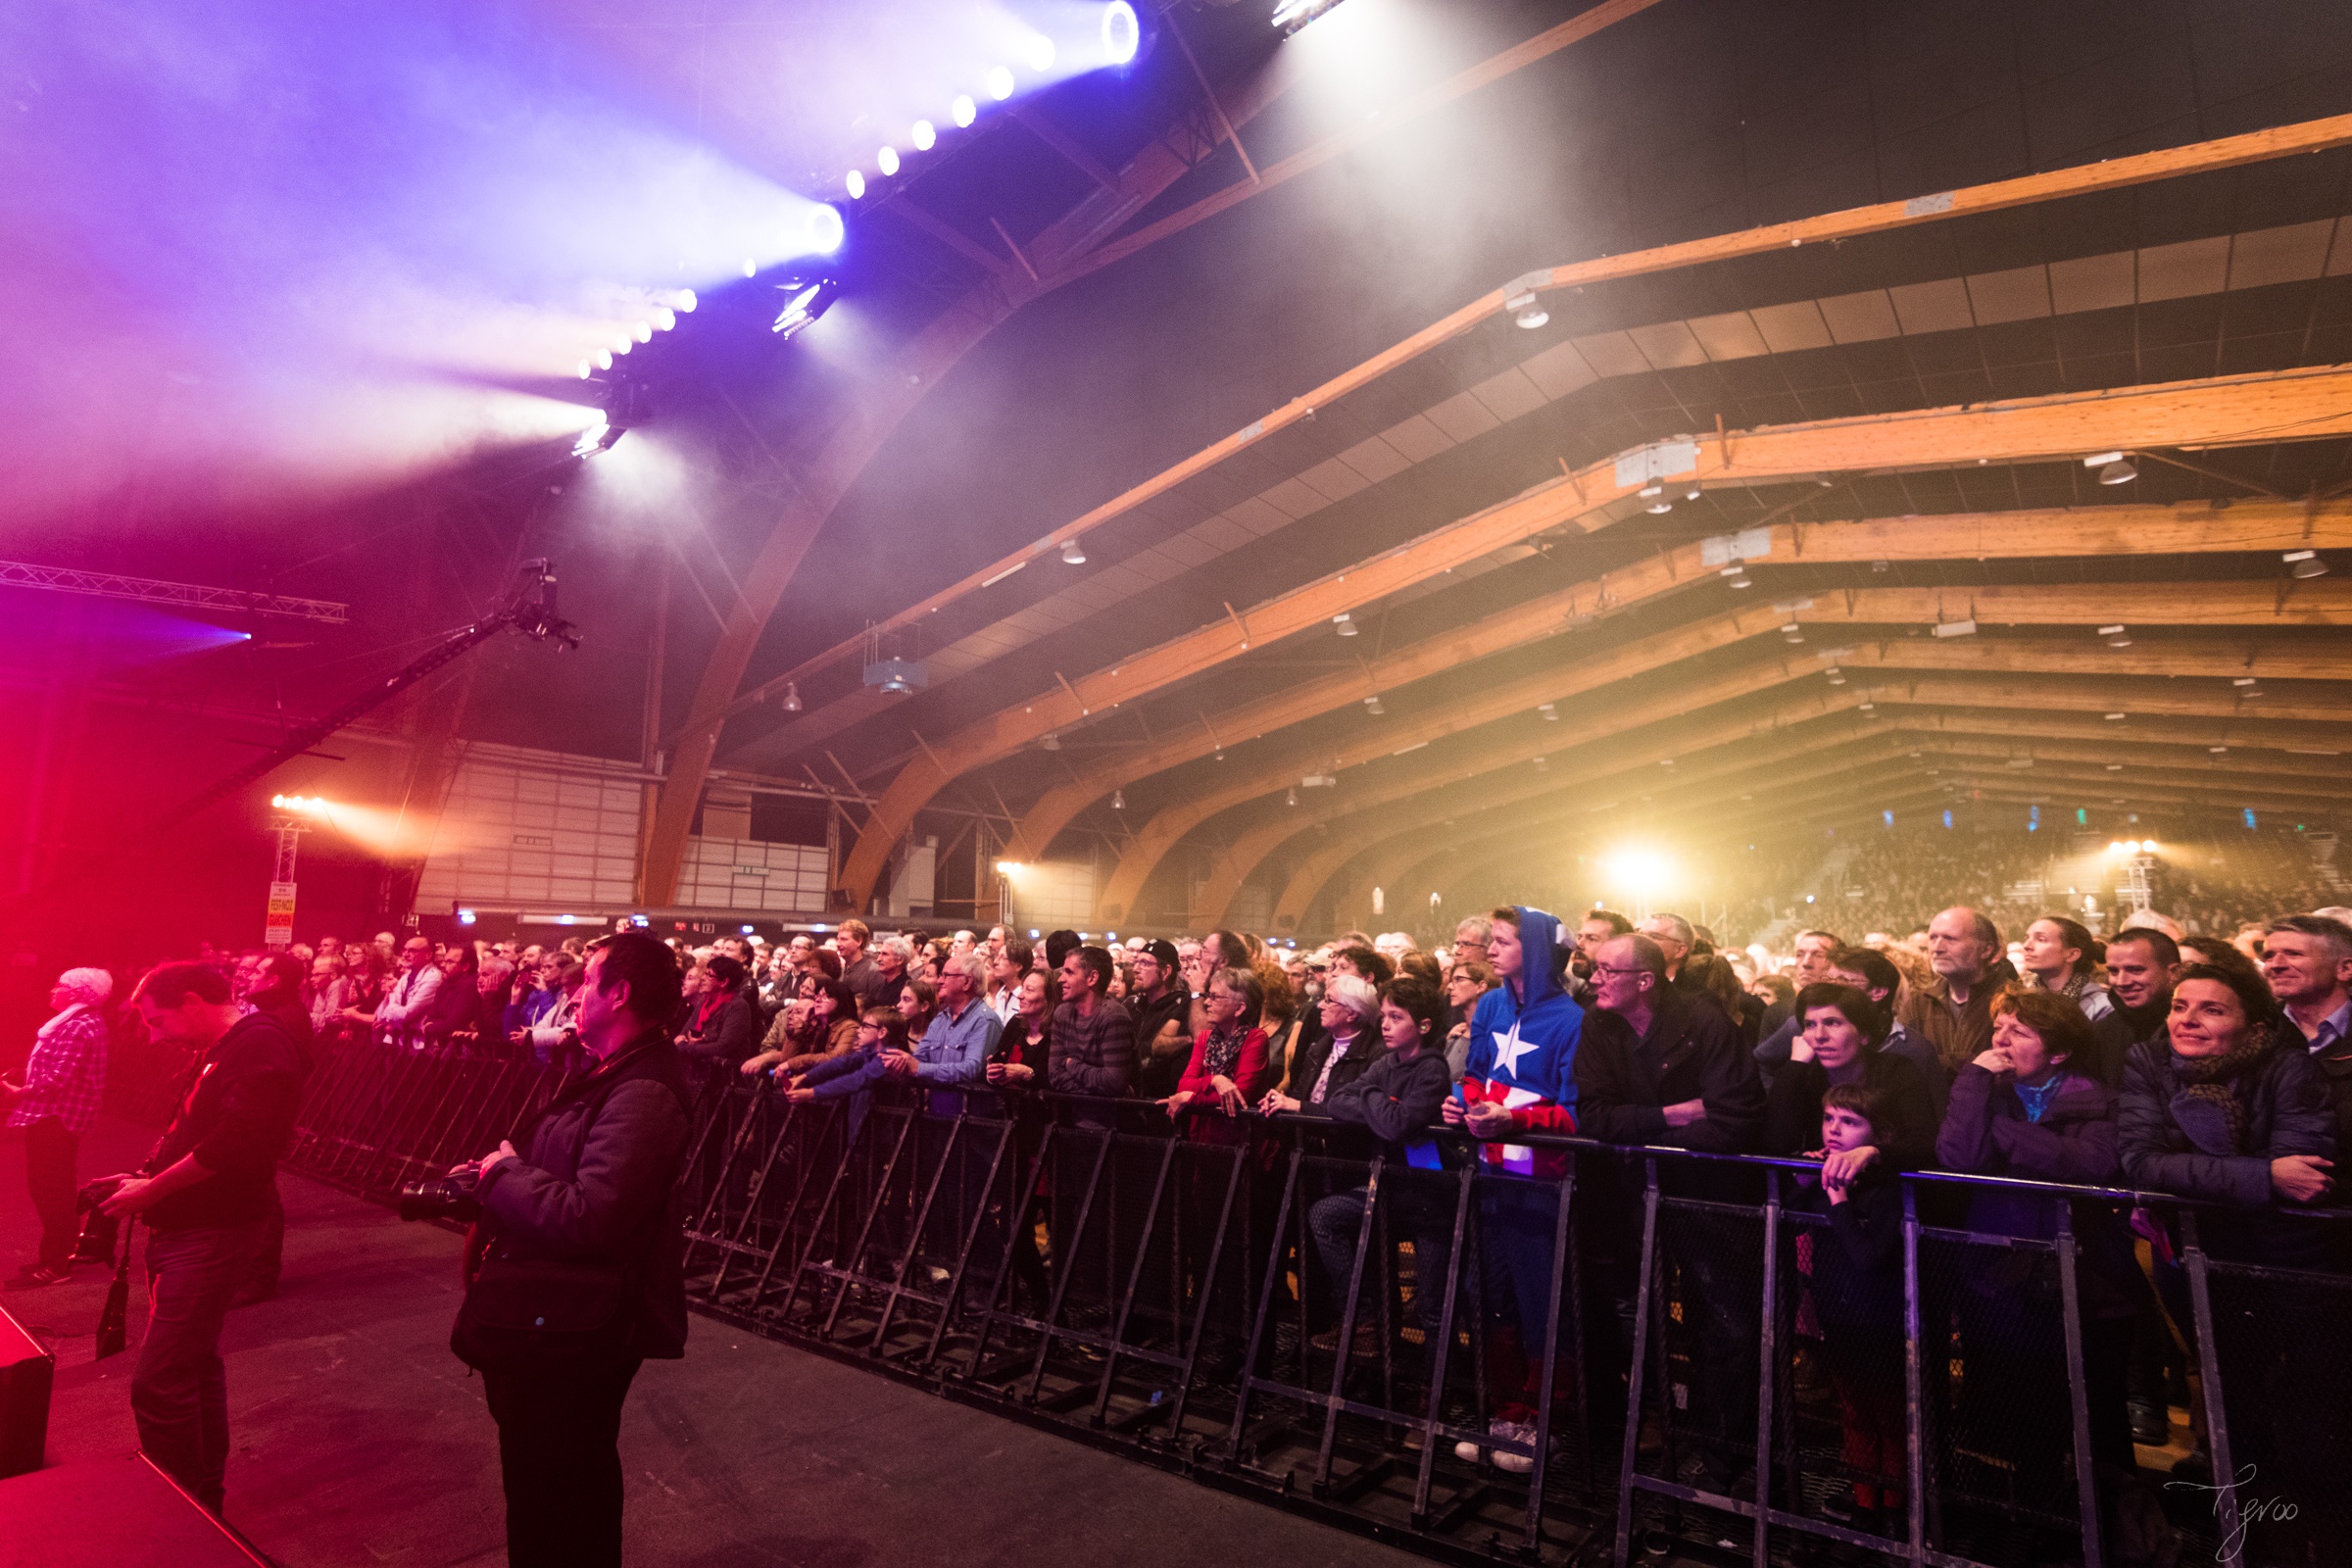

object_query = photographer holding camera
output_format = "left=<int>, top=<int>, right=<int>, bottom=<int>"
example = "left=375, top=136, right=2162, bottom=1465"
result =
left=440, top=931, right=692, bottom=1568
left=97, top=961, right=305, bottom=1515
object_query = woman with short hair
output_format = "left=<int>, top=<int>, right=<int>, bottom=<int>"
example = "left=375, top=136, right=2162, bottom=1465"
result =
left=1763, top=983, right=1936, bottom=1171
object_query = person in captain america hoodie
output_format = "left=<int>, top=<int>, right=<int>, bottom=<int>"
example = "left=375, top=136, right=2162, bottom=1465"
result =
left=1440, top=904, right=1583, bottom=1474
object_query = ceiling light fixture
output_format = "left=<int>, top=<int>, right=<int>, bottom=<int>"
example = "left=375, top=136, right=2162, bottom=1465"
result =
left=1932, top=618, right=1978, bottom=639
left=782, top=682, right=803, bottom=712
left=1538, top=702, right=1558, bottom=720
left=1363, top=695, right=1385, bottom=715
left=1287, top=786, right=1298, bottom=806
left=2286, top=549, right=2328, bottom=579
left=1504, top=289, right=1548, bottom=330
left=1333, top=612, right=1357, bottom=637
left=2084, top=450, right=2137, bottom=485
left=1640, top=481, right=1673, bottom=514
left=1826, top=667, right=1846, bottom=685
left=2104, top=711, right=2128, bottom=721
left=1721, top=564, right=1752, bottom=589
left=1110, top=788, right=1125, bottom=808
left=1060, top=538, right=1087, bottom=564
left=1532, top=756, right=1547, bottom=771
left=1781, top=622, right=1804, bottom=643
left=2098, top=622, right=2132, bottom=649
left=1040, top=732, right=1060, bottom=751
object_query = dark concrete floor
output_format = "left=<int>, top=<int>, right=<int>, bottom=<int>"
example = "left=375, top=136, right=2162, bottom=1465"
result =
left=1, top=1116, right=1428, bottom=1567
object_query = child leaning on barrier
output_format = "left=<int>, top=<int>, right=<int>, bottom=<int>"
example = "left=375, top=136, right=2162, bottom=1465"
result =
left=1794, top=1081, right=1907, bottom=1535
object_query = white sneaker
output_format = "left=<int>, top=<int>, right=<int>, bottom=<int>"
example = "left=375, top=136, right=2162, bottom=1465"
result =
left=1490, top=1418, right=1537, bottom=1475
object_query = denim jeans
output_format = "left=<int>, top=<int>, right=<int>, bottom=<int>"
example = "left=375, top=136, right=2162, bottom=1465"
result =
left=134, top=1220, right=270, bottom=1512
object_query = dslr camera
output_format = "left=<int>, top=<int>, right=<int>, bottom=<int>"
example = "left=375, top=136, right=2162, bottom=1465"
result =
left=398, top=1165, right=483, bottom=1223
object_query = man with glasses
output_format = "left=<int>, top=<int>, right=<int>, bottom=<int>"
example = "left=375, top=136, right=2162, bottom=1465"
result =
left=372, top=935, right=443, bottom=1051
left=1574, top=932, right=1763, bottom=1490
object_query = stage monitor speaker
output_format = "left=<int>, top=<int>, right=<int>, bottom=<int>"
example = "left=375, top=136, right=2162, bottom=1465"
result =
left=0, top=1299, right=53, bottom=1479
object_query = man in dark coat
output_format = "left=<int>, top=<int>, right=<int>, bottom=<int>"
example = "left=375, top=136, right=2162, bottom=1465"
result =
left=462, top=933, right=693, bottom=1568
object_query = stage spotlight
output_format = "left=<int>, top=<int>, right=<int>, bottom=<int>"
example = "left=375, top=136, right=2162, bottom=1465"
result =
left=878, top=146, right=902, bottom=176
left=655, top=307, right=676, bottom=331
left=572, top=421, right=623, bottom=459
left=1102, top=2, right=1141, bottom=65
left=1273, top=0, right=1348, bottom=32
left=596, top=350, right=612, bottom=370
left=633, top=320, right=652, bottom=343
left=675, top=289, right=698, bottom=313
left=846, top=169, right=867, bottom=200
left=1025, top=34, right=1055, bottom=71
left=802, top=204, right=846, bottom=255
left=912, top=120, right=937, bottom=152
left=952, top=94, right=977, bottom=128
left=613, top=334, right=633, bottom=353
left=987, top=66, right=1015, bottom=100
left=771, top=278, right=838, bottom=339
left=577, top=360, right=592, bottom=379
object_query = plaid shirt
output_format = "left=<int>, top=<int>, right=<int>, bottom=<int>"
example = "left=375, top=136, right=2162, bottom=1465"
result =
left=12, top=1005, right=109, bottom=1134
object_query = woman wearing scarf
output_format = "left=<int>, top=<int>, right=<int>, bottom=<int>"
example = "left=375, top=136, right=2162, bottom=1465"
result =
left=676, top=956, right=762, bottom=1070
left=741, top=973, right=858, bottom=1078
left=3, top=967, right=112, bottom=1287
left=2118, top=961, right=2336, bottom=1519
left=2018, top=915, right=2113, bottom=1023
left=1158, top=966, right=1270, bottom=1142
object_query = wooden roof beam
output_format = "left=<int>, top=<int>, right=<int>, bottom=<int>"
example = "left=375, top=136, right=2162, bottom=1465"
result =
left=842, top=367, right=2352, bottom=910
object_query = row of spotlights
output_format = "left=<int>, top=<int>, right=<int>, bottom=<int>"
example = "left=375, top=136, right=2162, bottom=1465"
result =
left=576, top=290, right=697, bottom=379
left=843, top=6, right=1138, bottom=198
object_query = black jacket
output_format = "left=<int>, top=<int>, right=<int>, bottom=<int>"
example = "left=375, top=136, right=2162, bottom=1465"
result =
left=1764, top=1050, right=1937, bottom=1170
left=1318, top=1047, right=1450, bottom=1150
left=2085, top=998, right=2168, bottom=1090
left=1574, top=989, right=1765, bottom=1153
left=2117, top=1037, right=2335, bottom=1267
left=145, top=1009, right=307, bottom=1231
left=1791, top=1166, right=1905, bottom=1336
left=1287, top=1028, right=1376, bottom=1110
left=476, top=1034, right=696, bottom=1359
left=680, top=989, right=763, bottom=1068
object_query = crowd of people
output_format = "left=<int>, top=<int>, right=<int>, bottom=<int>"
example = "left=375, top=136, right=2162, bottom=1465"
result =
left=14, top=881, right=2352, bottom=1561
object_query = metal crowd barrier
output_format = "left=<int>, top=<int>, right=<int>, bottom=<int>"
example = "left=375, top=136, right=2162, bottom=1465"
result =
left=263, top=1046, right=2350, bottom=1568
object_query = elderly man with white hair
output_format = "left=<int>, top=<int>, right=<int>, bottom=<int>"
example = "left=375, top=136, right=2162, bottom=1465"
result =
left=3, top=966, right=113, bottom=1286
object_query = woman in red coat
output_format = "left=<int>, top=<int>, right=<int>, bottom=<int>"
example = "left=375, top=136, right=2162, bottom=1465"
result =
left=1158, top=966, right=1269, bottom=1142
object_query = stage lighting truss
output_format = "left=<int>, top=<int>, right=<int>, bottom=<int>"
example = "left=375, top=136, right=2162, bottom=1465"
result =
left=842, top=5, right=1136, bottom=199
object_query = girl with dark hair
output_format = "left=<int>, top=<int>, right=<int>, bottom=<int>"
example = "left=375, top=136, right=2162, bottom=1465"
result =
left=742, top=973, right=858, bottom=1077
left=1763, top=983, right=1936, bottom=1170
left=2118, top=962, right=2337, bottom=1521
left=2020, top=915, right=2112, bottom=1021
